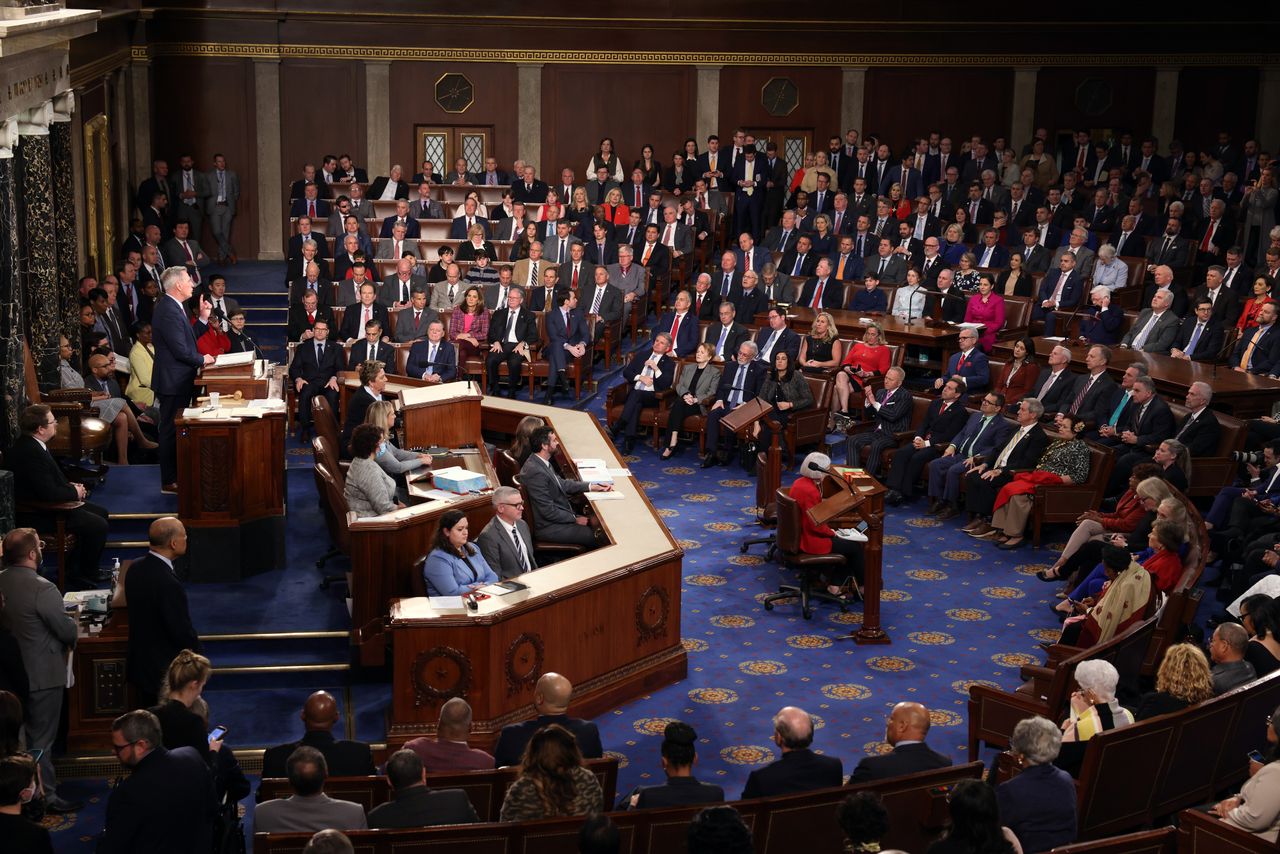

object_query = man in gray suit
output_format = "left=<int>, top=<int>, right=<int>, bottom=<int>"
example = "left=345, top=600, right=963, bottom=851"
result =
left=660, top=204, right=694, bottom=258
left=255, top=746, right=368, bottom=833
left=1120, top=288, right=1181, bottom=354
left=382, top=257, right=428, bottom=308
left=203, top=153, right=240, bottom=263
left=519, top=426, right=611, bottom=549
left=476, top=486, right=537, bottom=579
left=376, top=222, right=418, bottom=264
left=0, top=528, right=81, bottom=813
left=866, top=238, right=908, bottom=284
left=408, top=183, right=444, bottom=220
left=174, top=154, right=208, bottom=241
left=347, top=182, right=375, bottom=222
left=392, top=290, right=435, bottom=343
left=543, top=220, right=582, bottom=265
left=606, top=245, right=647, bottom=307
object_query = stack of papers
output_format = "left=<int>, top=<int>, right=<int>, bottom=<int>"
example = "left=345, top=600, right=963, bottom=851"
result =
left=574, top=459, right=614, bottom=485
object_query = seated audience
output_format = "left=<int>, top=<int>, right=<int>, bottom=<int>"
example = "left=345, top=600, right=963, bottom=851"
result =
left=750, top=350, right=813, bottom=459
left=404, top=697, right=495, bottom=772
left=579, top=812, right=621, bottom=854
left=1057, top=544, right=1153, bottom=648
left=1056, top=659, right=1133, bottom=777
left=494, top=672, right=603, bottom=768
left=1135, top=643, right=1214, bottom=720
left=81, top=352, right=159, bottom=463
left=1210, top=623, right=1258, bottom=695
left=741, top=706, right=842, bottom=798
left=660, top=342, right=722, bottom=460
left=623, top=720, right=724, bottom=810
left=883, top=377, right=970, bottom=507
left=367, top=748, right=478, bottom=828
left=255, top=745, right=368, bottom=833
left=1246, top=597, right=1280, bottom=678
left=1039, top=463, right=1162, bottom=582
left=701, top=341, right=766, bottom=468
left=448, top=285, right=490, bottom=366
left=499, top=724, right=603, bottom=822
left=845, top=366, right=911, bottom=478
left=1048, top=475, right=1174, bottom=590
left=343, top=423, right=401, bottom=518
left=508, top=415, right=546, bottom=468
left=927, top=778, right=1021, bottom=854
left=0, top=754, right=52, bottom=854
left=963, top=277, right=1004, bottom=352
left=792, top=452, right=864, bottom=600
left=609, top=333, right=676, bottom=454
left=125, top=322, right=157, bottom=411
left=1210, top=702, right=1280, bottom=841
left=475, top=486, right=537, bottom=580
left=687, top=805, right=754, bottom=854
left=261, top=690, right=375, bottom=779
left=304, top=829, right=353, bottom=854
left=996, top=716, right=1076, bottom=853
left=849, top=701, right=951, bottom=784
left=423, top=508, right=499, bottom=596
left=363, top=401, right=428, bottom=500
left=837, top=791, right=897, bottom=854
left=340, top=359, right=387, bottom=452
left=98, top=709, right=215, bottom=853
left=990, top=337, right=1039, bottom=410
left=520, top=426, right=608, bottom=549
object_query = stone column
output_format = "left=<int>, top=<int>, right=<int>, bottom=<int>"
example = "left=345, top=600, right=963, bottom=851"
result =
left=516, top=63, right=543, bottom=171
left=365, top=61, right=390, bottom=176
left=253, top=59, right=285, bottom=261
left=841, top=66, right=867, bottom=137
left=1152, top=66, right=1180, bottom=149
left=1257, top=65, right=1280, bottom=153
left=126, top=58, right=151, bottom=192
left=16, top=102, right=58, bottom=389
left=50, top=91, right=78, bottom=339
left=69, top=87, right=87, bottom=276
left=695, top=64, right=721, bottom=146
left=0, top=117, right=21, bottom=441
left=110, top=68, right=132, bottom=233
left=1010, top=67, right=1039, bottom=150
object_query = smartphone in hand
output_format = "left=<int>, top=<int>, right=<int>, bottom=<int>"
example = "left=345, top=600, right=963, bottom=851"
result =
left=208, top=725, right=228, bottom=743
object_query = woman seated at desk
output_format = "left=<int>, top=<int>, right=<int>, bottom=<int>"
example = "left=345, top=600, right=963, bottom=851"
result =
left=364, top=401, right=430, bottom=503
left=749, top=350, right=812, bottom=459
left=345, top=423, right=402, bottom=518
left=424, top=508, right=499, bottom=596
left=793, top=452, right=863, bottom=601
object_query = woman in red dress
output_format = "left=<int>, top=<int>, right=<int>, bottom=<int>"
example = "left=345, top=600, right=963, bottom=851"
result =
left=832, top=321, right=892, bottom=418
left=791, top=452, right=863, bottom=601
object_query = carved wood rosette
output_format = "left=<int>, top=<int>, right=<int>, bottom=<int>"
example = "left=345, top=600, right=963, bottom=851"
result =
left=634, top=585, right=670, bottom=646
left=504, top=632, right=544, bottom=696
left=410, top=646, right=471, bottom=709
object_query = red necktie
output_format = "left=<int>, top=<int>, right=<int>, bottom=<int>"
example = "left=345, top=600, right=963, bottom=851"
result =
left=308, top=200, right=315, bottom=218
left=308, top=311, right=315, bottom=325
left=958, top=353, right=967, bottom=371
left=572, top=266, right=579, bottom=288
left=635, top=187, right=642, bottom=206
left=811, top=280, right=825, bottom=309
left=670, top=313, right=681, bottom=344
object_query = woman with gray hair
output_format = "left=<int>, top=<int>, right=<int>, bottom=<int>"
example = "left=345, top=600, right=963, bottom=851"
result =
left=1056, top=659, right=1133, bottom=777
left=996, top=716, right=1077, bottom=853
left=791, top=452, right=863, bottom=602
left=1091, top=243, right=1128, bottom=291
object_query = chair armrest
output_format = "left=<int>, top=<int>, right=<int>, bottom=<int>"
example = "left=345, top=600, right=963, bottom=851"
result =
left=15, top=498, right=84, bottom=513
left=967, top=683, right=1050, bottom=759
left=1046, top=644, right=1085, bottom=666
left=46, top=388, right=92, bottom=405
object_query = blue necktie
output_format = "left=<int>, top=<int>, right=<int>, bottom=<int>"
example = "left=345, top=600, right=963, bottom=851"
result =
left=1185, top=322, right=1204, bottom=356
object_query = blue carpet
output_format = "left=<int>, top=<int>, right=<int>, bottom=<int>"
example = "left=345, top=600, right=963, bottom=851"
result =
left=48, top=266, right=1086, bottom=851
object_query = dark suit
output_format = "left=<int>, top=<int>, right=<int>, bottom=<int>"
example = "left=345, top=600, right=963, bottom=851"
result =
left=580, top=279, right=624, bottom=327
left=828, top=251, right=866, bottom=282
left=847, top=742, right=952, bottom=785
left=1078, top=305, right=1125, bottom=345
left=1032, top=269, right=1085, bottom=335
left=755, top=326, right=801, bottom=363
left=704, top=322, right=751, bottom=362
left=348, top=340, right=393, bottom=371
left=1232, top=323, right=1280, bottom=374
left=636, top=240, right=671, bottom=284
left=690, top=288, right=720, bottom=321
left=97, top=746, right=215, bottom=854
left=366, top=176, right=408, bottom=200
left=405, top=338, right=457, bottom=382
left=379, top=215, right=421, bottom=239
left=124, top=553, right=201, bottom=704
left=616, top=347, right=676, bottom=439
left=448, top=214, right=490, bottom=241
left=261, top=730, right=375, bottom=780
left=6, top=434, right=109, bottom=584
left=1061, top=372, right=1118, bottom=427
left=651, top=310, right=698, bottom=357
left=511, top=179, right=550, bottom=205
left=779, top=249, right=818, bottom=279
left=1031, top=370, right=1079, bottom=415
left=847, top=386, right=913, bottom=476
left=1192, top=285, right=1241, bottom=327
left=368, top=785, right=479, bottom=829
left=338, top=301, right=391, bottom=341
left=964, top=424, right=1051, bottom=515
left=486, top=306, right=539, bottom=394
left=945, top=347, right=991, bottom=392
left=289, top=338, right=346, bottom=430
left=1173, top=408, right=1222, bottom=458
left=545, top=305, right=589, bottom=379
left=885, top=397, right=970, bottom=499
left=493, top=713, right=602, bottom=768
left=741, top=749, right=843, bottom=799
left=290, top=198, right=331, bottom=219
left=585, top=240, right=618, bottom=267
left=1018, top=243, right=1051, bottom=275
left=1146, top=234, right=1191, bottom=268
left=1172, top=317, right=1225, bottom=361
left=796, top=276, right=844, bottom=311
left=151, top=292, right=208, bottom=485
left=286, top=303, right=334, bottom=343
left=1107, top=395, right=1180, bottom=492
left=705, top=359, right=767, bottom=455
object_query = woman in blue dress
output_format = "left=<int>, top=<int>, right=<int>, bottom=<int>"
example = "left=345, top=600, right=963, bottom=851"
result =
left=423, top=508, right=499, bottom=596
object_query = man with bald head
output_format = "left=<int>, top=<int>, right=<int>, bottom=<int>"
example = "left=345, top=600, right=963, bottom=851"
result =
left=741, top=706, right=843, bottom=798
left=261, top=690, right=375, bottom=780
left=1210, top=623, right=1255, bottom=695
left=125, top=517, right=201, bottom=707
left=848, top=701, right=951, bottom=783
left=493, top=672, right=603, bottom=767
left=404, top=697, right=495, bottom=772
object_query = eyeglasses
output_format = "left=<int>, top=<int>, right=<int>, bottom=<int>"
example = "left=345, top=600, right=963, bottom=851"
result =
left=502, top=502, right=524, bottom=509
left=982, top=399, right=999, bottom=406
left=110, top=739, right=138, bottom=755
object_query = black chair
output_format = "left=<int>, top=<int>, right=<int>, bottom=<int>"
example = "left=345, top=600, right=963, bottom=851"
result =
left=762, top=488, right=848, bottom=620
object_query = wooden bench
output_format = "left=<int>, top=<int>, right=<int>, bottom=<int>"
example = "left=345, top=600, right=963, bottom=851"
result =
left=254, top=761, right=984, bottom=854
left=1047, top=825, right=1175, bottom=853
left=256, top=757, right=619, bottom=823
left=1175, top=807, right=1277, bottom=853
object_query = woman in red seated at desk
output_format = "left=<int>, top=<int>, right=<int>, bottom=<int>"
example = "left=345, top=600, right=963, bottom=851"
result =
left=1239, top=277, right=1275, bottom=331
left=832, top=321, right=892, bottom=420
left=963, top=276, right=1005, bottom=352
left=193, top=313, right=229, bottom=357
left=793, top=452, right=863, bottom=601
left=991, top=337, right=1040, bottom=408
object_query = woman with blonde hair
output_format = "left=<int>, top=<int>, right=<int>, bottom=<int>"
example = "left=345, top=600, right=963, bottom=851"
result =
left=364, top=400, right=429, bottom=498
left=602, top=187, right=630, bottom=226
left=809, top=214, right=834, bottom=256
left=832, top=321, right=890, bottom=419
left=1135, top=643, right=1214, bottom=720
left=798, top=312, right=844, bottom=375
left=152, top=649, right=216, bottom=761
left=455, top=222, right=495, bottom=263
left=500, top=724, right=603, bottom=821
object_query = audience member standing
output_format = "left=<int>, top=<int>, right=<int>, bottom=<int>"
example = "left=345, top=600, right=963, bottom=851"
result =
left=125, top=517, right=201, bottom=708
left=152, top=266, right=214, bottom=493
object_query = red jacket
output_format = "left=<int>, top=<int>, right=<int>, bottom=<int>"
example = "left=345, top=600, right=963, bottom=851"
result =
left=1099, top=489, right=1146, bottom=533
left=791, top=476, right=834, bottom=555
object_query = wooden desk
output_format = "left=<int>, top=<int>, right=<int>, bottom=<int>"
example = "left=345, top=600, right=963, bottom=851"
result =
left=176, top=410, right=287, bottom=581
left=759, top=308, right=969, bottom=373
left=991, top=338, right=1280, bottom=417
left=65, top=608, right=134, bottom=752
left=384, top=397, right=686, bottom=751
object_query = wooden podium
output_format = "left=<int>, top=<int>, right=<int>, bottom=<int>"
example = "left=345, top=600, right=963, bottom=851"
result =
left=175, top=409, right=287, bottom=581
left=818, top=469, right=889, bottom=644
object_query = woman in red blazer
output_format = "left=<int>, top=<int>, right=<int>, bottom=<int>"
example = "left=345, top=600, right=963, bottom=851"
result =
left=992, top=336, right=1040, bottom=409
left=791, top=453, right=864, bottom=599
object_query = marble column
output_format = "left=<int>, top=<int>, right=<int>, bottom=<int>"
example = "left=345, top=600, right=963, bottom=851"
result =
left=1257, top=65, right=1280, bottom=153
left=695, top=64, right=721, bottom=146
left=0, top=117, right=22, bottom=443
left=1152, top=66, right=1180, bottom=149
left=15, top=102, right=58, bottom=390
left=50, top=91, right=79, bottom=340
left=253, top=59, right=285, bottom=261
left=516, top=63, right=542, bottom=172
left=126, top=58, right=151, bottom=193
left=1010, top=67, right=1039, bottom=151
left=365, top=61, right=390, bottom=177
left=841, top=67, right=867, bottom=137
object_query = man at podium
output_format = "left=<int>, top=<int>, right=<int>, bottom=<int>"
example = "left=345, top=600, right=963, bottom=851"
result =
left=793, top=452, right=863, bottom=600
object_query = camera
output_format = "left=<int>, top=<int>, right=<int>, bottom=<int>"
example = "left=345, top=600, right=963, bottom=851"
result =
left=1231, top=450, right=1263, bottom=465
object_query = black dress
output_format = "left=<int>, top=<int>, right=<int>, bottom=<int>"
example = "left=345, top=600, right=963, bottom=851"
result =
left=802, top=336, right=835, bottom=374
left=150, top=699, right=210, bottom=762
left=1246, top=641, right=1280, bottom=678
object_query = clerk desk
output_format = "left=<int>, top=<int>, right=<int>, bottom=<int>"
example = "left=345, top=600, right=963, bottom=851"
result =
left=339, top=378, right=686, bottom=749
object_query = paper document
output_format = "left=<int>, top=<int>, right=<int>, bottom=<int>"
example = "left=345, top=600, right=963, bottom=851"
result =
left=213, top=351, right=254, bottom=367
left=426, top=596, right=467, bottom=613
left=606, top=468, right=633, bottom=477
left=1043, top=336, right=1066, bottom=341
left=574, top=458, right=609, bottom=469
left=584, top=490, right=626, bottom=502
left=834, top=527, right=868, bottom=542
left=955, top=322, right=985, bottom=329
left=112, top=354, right=131, bottom=374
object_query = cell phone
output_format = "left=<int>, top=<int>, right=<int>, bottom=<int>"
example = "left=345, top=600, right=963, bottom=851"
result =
left=208, top=725, right=228, bottom=743
left=1249, top=750, right=1265, bottom=763
left=854, top=520, right=870, bottom=534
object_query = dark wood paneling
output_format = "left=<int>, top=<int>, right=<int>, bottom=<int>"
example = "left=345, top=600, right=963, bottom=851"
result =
left=865, top=69, right=1013, bottom=153
left=1033, top=68, right=1155, bottom=141
left=279, top=60, right=364, bottom=193
left=150, top=57, right=259, bottom=258
left=718, top=66, right=843, bottom=145
left=387, top=61, right=517, bottom=173
left=541, top=65, right=694, bottom=182
left=1174, top=67, right=1259, bottom=152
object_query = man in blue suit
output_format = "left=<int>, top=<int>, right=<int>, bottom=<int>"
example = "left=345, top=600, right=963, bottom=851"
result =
left=1031, top=253, right=1084, bottom=336
left=933, top=329, right=989, bottom=392
left=379, top=200, right=421, bottom=239
left=1078, top=286, right=1125, bottom=345
left=974, top=228, right=1010, bottom=269
left=152, top=267, right=213, bottom=492
left=448, top=198, right=489, bottom=240
left=880, top=153, right=922, bottom=200
left=702, top=340, right=766, bottom=468
left=754, top=308, right=801, bottom=364
left=405, top=320, right=457, bottom=384
left=926, top=392, right=1012, bottom=519
left=289, top=184, right=330, bottom=219
left=544, top=289, right=589, bottom=403
left=732, top=231, right=771, bottom=275
left=651, top=290, right=699, bottom=357
left=1232, top=303, right=1280, bottom=374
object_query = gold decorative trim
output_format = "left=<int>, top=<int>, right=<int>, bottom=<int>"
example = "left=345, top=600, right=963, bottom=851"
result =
left=71, top=47, right=132, bottom=88
left=129, top=46, right=149, bottom=61
left=133, top=42, right=1280, bottom=67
